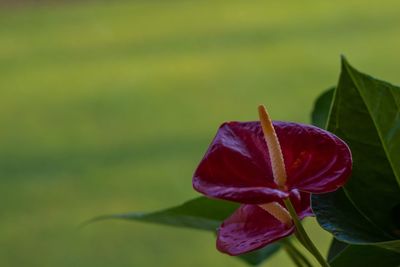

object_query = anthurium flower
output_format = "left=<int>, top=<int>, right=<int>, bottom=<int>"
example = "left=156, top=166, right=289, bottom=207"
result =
left=193, top=106, right=352, bottom=255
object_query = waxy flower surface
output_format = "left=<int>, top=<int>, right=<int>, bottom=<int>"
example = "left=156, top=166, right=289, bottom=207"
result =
left=193, top=106, right=352, bottom=255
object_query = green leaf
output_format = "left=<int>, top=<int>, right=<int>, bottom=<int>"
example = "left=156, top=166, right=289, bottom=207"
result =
left=328, top=238, right=400, bottom=267
left=311, top=58, right=400, bottom=253
left=92, top=197, right=238, bottom=231
left=311, top=87, right=335, bottom=129
left=327, top=238, right=348, bottom=262
left=313, top=188, right=399, bottom=247
left=91, top=197, right=281, bottom=266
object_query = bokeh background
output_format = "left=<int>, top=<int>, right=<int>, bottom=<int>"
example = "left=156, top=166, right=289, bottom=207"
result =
left=1, top=0, right=400, bottom=266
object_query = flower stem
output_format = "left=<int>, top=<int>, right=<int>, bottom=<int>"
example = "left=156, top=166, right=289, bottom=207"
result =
left=282, top=239, right=314, bottom=267
left=284, top=243, right=305, bottom=267
left=283, top=198, right=330, bottom=267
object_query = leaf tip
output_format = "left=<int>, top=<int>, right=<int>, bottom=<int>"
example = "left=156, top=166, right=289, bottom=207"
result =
left=340, top=54, right=349, bottom=66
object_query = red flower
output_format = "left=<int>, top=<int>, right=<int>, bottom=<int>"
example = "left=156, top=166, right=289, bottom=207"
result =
left=193, top=106, right=352, bottom=255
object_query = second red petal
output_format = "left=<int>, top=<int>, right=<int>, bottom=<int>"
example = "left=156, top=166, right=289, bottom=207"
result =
left=217, top=204, right=295, bottom=256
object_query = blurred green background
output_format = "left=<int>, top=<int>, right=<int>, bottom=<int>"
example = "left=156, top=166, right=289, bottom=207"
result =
left=1, top=0, right=400, bottom=266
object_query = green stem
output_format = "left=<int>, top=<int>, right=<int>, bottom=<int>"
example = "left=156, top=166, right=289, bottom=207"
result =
left=282, top=239, right=314, bottom=267
left=284, top=239, right=314, bottom=267
left=284, top=243, right=305, bottom=267
left=283, top=198, right=330, bottom=267
left=294, top=231, right=309, bottom=251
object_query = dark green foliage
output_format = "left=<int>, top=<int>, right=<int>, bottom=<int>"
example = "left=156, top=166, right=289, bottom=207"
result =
left=93, top=197, right=238, bottom=231
left=93, top=197, right=281, bottom=266
left=328, top=238, right=400, bottom=267
left=312, top=58, right=400, bottom=262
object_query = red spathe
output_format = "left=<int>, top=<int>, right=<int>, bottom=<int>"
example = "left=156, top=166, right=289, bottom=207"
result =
left=192, top=121, right=352, bottom=255
left=193, top=121, right=352, bottom=204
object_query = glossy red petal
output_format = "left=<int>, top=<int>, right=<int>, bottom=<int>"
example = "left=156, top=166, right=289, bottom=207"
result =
left=217, top=204, right=294, bottom=255
left=193, top=122, right=288, bottom=204
left=276, top=122, right=352, bottom=193
left=193, top=121, right=351, bottom=203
